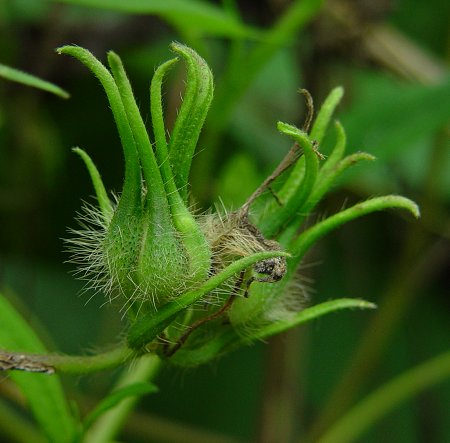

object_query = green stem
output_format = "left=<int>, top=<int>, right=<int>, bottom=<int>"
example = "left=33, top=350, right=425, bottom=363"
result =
left=82, top=355, right=161, bottom=443
left=305, top=229, right=442, bottom=442
left=317, top=350, right=450, bottom=443
left=0, top=345, right=133, bottom=375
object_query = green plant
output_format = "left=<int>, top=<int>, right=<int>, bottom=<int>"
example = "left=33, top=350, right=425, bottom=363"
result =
left=0, top=42, right=426, bottom=442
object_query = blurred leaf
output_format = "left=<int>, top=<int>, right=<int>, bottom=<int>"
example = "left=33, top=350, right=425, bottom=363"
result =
left=82, top=382, right=158, bottom=432
left=342, top=73, right=450, bottom=160
left=230, top=49, right=300, bottom=164
left=0, top=0, right=50, bottom=23
left=336, top=72, right=450, bottom=196
left=216, top=152, right=262, bottom=208
left=0, top=63, right=69, bottom=98
left=54, top=0, right=261, bottom=38
left=0, top=292, right=76, bottom=443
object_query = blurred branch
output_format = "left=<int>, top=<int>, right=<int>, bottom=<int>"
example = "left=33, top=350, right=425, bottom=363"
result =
left=362, top=24, right=447, bottom=85
left=82, top=355, right=161, bottom=443
left=255, top=330, right=301, bottom=443
left=322, top=0, right=448, bottom=84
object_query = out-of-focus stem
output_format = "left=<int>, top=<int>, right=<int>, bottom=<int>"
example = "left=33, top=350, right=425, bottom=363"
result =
left=82, top=355, right=161, bottom=443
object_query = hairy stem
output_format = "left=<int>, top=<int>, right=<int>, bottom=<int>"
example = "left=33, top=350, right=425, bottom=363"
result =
left=0, top=345, right=133, bottom=375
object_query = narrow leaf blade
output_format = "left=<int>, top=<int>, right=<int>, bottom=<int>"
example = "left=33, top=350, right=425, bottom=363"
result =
left=54, top=0, right=260, bottom=38
left=0, top=63, right=69, bottom=98
left=0, top=293, right=76, bottom=442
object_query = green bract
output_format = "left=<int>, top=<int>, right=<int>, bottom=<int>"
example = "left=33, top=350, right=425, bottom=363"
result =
left=54, top=43, right=419, bottom=368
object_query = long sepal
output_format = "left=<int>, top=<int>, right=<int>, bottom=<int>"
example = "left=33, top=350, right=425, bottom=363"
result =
left=168, top=42, right=214, bottom=202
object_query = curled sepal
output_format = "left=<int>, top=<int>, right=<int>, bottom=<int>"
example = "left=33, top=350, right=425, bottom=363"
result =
left=290, top=195, right=420, bottom=263
left=107, top=51, right=168, bottom=208
left=168, top=42, right=214, bottom=202
left=305, top=150, right=376, bottom=215
left=57, top=46, right=141, bottom=215
left=150, top=57, right=179, bottom=174
left=260, top=122, right=320, bottom=236
left=169, top=298, right=376, bottom=367
left=277, top=122, right=319, bottom=209
left=310, top=86, right=344, bottom=144
left=251, top=298, right=376, bottom=342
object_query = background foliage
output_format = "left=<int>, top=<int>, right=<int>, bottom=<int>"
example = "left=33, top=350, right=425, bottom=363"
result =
left=0, top=0, right=449, bottom=442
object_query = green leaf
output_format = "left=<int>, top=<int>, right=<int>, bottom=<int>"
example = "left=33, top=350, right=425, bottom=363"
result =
left=83, top=382, right=158, bottom=432
left=342, top=74, right=450, bottom=161
left=0, top=292, right=76, bottom=442
left=53, top=0, right=260, bottom=38
left=0, top=62, right=69, bottom=98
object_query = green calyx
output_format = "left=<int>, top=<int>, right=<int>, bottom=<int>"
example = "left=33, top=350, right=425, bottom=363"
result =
left=58, top=43, right=213, bottom=316
left=60, top=46, right=419, bottom=368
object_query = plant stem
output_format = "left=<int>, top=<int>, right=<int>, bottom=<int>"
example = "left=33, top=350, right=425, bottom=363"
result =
left=82, top=354, right=161, bottom=443
left=317, top=350, right=450, bottom=443
left=255, top=331, right=300, bottom=443
left=0, top=345, right=133, bottom=375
